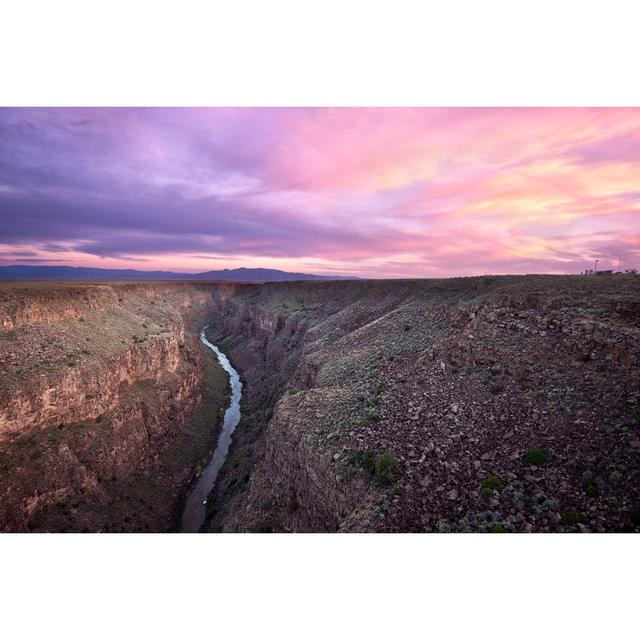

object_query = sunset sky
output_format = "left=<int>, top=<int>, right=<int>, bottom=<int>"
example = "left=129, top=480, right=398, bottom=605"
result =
left=0, top=107, right=638, bottom=278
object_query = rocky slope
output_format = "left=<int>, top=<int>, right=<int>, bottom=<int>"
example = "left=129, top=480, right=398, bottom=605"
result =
left=203, top=276, right=640, bottom=533
left=0, top=281, right=231, bottom=532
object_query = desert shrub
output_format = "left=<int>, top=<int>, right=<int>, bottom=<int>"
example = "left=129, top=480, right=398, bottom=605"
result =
left=350, top=450, right=376, bottom=475
left=350, top=449, right=399, bottom=485
left=525, top=448, right=549, bottom=466
left=375, top=450, right=399, bottom=485
left=561, top=511, right=586, bottom=526
left=489, top=523, right=507, bottom=533
left=365, top=409, right=379, bottom=423
left=584, top=480, right=598, bottom=497
left=482, top=475, right=504, bottom=493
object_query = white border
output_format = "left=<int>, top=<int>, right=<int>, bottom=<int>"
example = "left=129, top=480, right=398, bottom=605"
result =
left=1, top=533, right=638, bottom=639
left=1, top=0, right=639, bottom=106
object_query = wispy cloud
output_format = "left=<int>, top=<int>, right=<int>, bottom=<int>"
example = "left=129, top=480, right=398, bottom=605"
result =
left=0, top=107, right=638, bottom=276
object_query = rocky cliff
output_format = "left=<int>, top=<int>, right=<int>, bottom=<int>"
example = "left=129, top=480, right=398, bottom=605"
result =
left=0, top=281, right=230, bottom=532
left=204, top=276, right=640, bottom=533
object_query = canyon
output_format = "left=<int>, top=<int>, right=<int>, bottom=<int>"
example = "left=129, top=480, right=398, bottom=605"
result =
left=1, top=275, right=639, bottom=532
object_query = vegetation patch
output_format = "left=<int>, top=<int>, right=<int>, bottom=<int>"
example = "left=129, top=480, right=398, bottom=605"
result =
left=584, top=480, right=598, bottom=497
left=349, top=450, right=376, bottom=475
left=349, top=449, right=399, bottom=485
left=481, top=474, right=504, bottom=500
left=364, top=409, right=379, bottom=423
left=525, top=448, right=549, bottom=466
left=375, top=450, right=399, bottom=484
left=561, top=511, right=586, bottom=526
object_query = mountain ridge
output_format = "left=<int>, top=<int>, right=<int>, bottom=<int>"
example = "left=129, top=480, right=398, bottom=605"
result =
left=0, top=265, right=358, bottom=281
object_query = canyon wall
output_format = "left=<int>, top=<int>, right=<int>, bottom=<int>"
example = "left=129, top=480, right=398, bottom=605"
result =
left=1, top=275, right=639, bottom=533
left=0, top=281, right=231, bottom=532
left=205, top=276, right=640, bottom=533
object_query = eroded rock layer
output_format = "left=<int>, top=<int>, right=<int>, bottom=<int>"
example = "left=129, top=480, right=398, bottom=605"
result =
left=0, top=282, right=231, bottom=532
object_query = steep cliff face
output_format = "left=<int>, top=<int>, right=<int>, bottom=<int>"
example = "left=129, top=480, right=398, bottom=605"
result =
left=206, top=276, right=640, bottom=533
left=0, top=282, right=228, bottom=532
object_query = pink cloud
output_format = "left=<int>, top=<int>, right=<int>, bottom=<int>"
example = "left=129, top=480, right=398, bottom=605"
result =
left=1, top=108, right=639, bottom=277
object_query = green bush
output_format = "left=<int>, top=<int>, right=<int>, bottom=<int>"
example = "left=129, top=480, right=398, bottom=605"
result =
left=584, top=480, right=598, bottom=497
left=561, top=511, right=586, bottom=526
left=365, top=409, right=379, bottom=423
left=481, top=487, right=494, bottom=501
left=525, top=448, right=549, bottom=466
left=350, top=450, right=376, bottom=475
left=482, top=475, right=504, bottom=491
left=375, top=450, right=399, bottom=485
left=350, top=449, right=399, bottom=485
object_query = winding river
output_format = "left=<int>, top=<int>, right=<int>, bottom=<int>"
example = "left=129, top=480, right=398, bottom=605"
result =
left=181, top=327, right=242, bottom=533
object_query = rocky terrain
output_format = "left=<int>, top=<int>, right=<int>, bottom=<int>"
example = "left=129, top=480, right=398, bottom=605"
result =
left=1, top=275, right=638, bottom=533
left=203, top=275, right=640, bottom=533
left=0, top=281, right=231, bottom=532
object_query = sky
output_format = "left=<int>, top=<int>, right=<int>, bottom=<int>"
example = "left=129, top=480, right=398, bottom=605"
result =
left=0, top=107, right=638, bottom=278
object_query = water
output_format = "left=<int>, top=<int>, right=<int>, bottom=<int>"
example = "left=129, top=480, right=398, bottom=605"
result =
left=181, top=326, right=242, bottom=532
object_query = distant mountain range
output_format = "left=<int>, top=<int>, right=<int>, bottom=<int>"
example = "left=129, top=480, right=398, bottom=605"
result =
left=0, top=265, right=357, bottom=282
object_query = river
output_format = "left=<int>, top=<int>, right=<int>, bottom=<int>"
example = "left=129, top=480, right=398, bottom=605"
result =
left=181, top=327, right=242, bottom=532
